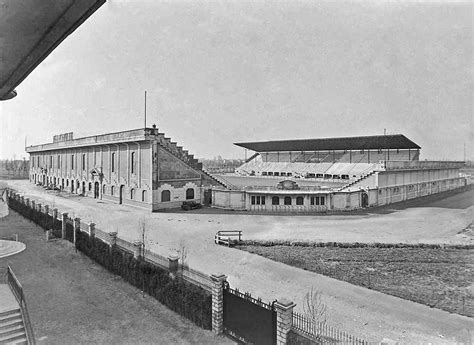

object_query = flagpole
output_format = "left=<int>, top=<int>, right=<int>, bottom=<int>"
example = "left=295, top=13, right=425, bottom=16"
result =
left=144, top=90, right=147, bottom=129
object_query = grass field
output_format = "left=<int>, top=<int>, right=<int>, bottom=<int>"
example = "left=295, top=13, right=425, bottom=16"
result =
left=237, top=244, right=474, bottom=317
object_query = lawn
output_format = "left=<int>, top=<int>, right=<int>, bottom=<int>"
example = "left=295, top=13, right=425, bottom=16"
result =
left=237, top=244, right=474, bottom=317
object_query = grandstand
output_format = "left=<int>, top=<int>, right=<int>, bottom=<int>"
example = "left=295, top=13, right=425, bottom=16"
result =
left=210, top=134, right=466, bottom=212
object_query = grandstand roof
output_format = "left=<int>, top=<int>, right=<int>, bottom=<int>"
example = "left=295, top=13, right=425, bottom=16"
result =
left=234, top=134, right=421, bottom=152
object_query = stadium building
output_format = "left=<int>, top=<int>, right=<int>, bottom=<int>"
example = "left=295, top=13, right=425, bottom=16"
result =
left=26, top=126, right=223, bottom=210
left=211, top=134, right=466, bottom=212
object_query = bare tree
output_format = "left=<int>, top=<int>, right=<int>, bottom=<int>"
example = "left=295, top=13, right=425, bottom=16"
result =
left=175, top=239, right=188, bottom=273
left=303, top=287, right=327, bottom=341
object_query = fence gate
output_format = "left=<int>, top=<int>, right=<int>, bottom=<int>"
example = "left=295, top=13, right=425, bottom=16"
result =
left=223, top=282, right=276, bottom=345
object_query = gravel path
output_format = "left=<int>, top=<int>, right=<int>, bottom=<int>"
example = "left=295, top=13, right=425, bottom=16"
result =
left=3, top=180, right=473, bottom=343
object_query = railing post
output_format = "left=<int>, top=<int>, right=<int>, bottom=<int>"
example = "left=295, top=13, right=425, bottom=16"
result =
left=275, top=299, right=296, bottom=345
left=88, top=223, right=96, bottom=237
left=210, top=274, right=227, bottom=335
left=168, top=254, right=179, bottom=276
left=73, top=218, right=81, bottom=244
left=61, top=212, right=68, bottom=239
left=132, top=241, right=143, bottom=259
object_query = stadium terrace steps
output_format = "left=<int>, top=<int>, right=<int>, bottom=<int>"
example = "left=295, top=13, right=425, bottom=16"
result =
left=0, top=308, right=27, bottom=345
left=338, top=171, right=377, bottom=191
left=156, top=132, right=227, bottom=189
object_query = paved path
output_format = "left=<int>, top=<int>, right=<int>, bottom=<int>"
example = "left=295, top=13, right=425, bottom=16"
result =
left=3, top=180, right=474, bottom=343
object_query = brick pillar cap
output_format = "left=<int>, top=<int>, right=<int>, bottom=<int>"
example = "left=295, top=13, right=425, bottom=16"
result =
left=108, top=231, right=118, bottom=236
left=61, top=212, right=68, bottom=216
left=210, top=274, right=227, bottom=282
left=275, top=299, right=296, bottom=310
left=168, top=254, right=179, bottom=260
left=89, top=222, right=96, bottom=226
left=74, top=217, right=81, bottom=221
left=133, top=240, right=143, bottom=246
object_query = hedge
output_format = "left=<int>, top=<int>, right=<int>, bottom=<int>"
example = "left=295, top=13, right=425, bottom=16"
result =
left=237, top=239, right=473, bottom=250
left=75, top=230, right=212, bottom=329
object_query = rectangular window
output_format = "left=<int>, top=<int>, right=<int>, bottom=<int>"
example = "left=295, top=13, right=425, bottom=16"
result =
left=256, top=196, right=260, bottom=204
left=71, top=155, right=74, bottom=170
left=82, top=154, right=86, bottom=171
left=320, top=196, right=325, bottom=206
left=261, top=196, right=265, bottom=205
left=251, top=196, right=256, bottom=205
left=262, top=172, right=267, bottom=176
left=50, top=156, right=52, bottom=168
left=111, top=153, right=115, bottom=172
left=57, top=155, right=60, bottom=168
left=287, top=172, right=292, bottom=177
left=310, top=197, right=315, bottom=205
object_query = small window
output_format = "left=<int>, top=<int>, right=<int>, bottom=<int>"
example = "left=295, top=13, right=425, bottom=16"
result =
left=130, top=189, right=135, bottom=199
left=272, top=196, right=279, bottom=205
left=274, top=172, right=279, bottom=176
left=142, top=190, right=147, bottom=202
left=261, top=196, right=265, bottom=205
left=111, top=153, right=115, bottom=172
left=111, top=186, right=115, bottom=196
left=320, top=196, right=325, bottom=206
left=268, top=172, right=273, bottom=176
left=131, top=152, right=135, bottom=174
left=316, top=174, right=323, bottom=178
left=71, top=155, right=74, bottom=170
left=287, top=172, right=292, bottom=177
left=296, top=196, right=304, bottom=205
left=88, top=182, right=92, bottom=191
left=103, top=185, right=106, bottom=194
left=161, top=190, right=170, bottom=202
left=251, top=196, right=256, bottom=205
left=66, top=180, right=69, bottom=187
left=82, top=154, right=86, bottom=171
left=284, top=197, right=292, bottom=205
left=262, top=172, right=268, bottom=176
left=186, top=188, right=194, bottom=200
left=310, top=197, right=315, bottom=205
left=280, top=172, right=286, bottom=177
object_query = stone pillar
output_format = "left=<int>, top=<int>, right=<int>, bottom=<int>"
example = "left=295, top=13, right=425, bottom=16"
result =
left=52, top=208, right=58, bottom=221
left=61, top=212, right=68, bottom=239
left=275, top=299, right=296, bottom=345
left=88, top=223, right=96, bottom=237
left=20, top=196, right=24, bottom=205
left=31, top=200, right=36, bottom=211
left=109, top=232, right=117, bottom=246
left=37, top=203, right=42, bottom=213
left=44, top=204, right=49, bottom=215
left=73, top=218, right=81, bottom=244
left=25, top=198, right=30, bottom=208
left=210, top=274, right=227, bottom=335
left=168, top=254, right=179, bottom=274
left=132, top=241, right=143, bottom=259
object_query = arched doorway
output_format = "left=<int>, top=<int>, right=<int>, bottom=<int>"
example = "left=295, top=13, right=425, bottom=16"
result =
left=71, top=180, right=74, bottom=193
left=94, top=182, right=100, bottom=199
left=82, top=182, right=86, bottom=195
left=361, top=192, right=369, bottom=208
left=119, top=185, right=124, bottom=204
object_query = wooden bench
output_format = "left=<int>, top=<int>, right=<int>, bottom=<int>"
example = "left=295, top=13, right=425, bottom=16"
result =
left=215, top=230, right=242, bottom=247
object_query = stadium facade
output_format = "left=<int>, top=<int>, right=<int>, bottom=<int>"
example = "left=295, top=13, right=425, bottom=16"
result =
left=211, top=135, right=466, bottom=212
left=26, top=127, right=223, bottom=210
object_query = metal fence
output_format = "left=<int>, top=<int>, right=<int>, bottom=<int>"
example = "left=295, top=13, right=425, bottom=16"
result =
left=292, top=312, right=368, bottom=344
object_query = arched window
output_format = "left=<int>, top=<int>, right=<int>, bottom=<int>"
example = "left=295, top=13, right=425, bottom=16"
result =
left=130, top=189, right=135, bottom=200
left=142, top=190, right=147, bottom=202
left=272, top=196, right=279, bottom=205
left=284, top=196, right=292, bottom=205
left=88, top=182, right=92, bottom=191
left=186, top=188, right=194, bottom=200
left=111, top=153, right=115, bottom=172
left=296, top=196, right=304, bottom=205
left=111, top=186, right=115, bottom=196
left=103, top=184, right=106, bottom=194
left=161, top=190, right=170, bottom=202
left=131, top=152, right=135, bottom=174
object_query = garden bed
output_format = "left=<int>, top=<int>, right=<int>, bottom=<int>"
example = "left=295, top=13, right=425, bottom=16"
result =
left=236, top=243, right=473, bottom=317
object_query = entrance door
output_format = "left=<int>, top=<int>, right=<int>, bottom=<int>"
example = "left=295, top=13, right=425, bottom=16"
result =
left=119, top=185, right=124, bottom=204
left=203, top=189, right=212, bottom=205
left=94, top=182, right=99, bottom=198
left=361, top=192, right=369, bottom=208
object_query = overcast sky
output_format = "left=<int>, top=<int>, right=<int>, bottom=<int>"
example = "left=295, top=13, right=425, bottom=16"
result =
left=0, top=0, right=472, bottom=160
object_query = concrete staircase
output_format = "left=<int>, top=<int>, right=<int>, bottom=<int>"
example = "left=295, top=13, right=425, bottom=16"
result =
left=156, top=132, right=227, bottom=189
left=0, top=308, right=28, bottom=344
left=338, top=171, right=376, bottom=191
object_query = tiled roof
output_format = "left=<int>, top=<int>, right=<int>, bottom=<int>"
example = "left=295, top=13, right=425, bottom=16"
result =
left=234, top=134, right=420, bottom=152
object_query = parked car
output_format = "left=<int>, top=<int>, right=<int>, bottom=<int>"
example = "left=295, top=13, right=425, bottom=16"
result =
left=181, top=201, right=202, bottom=211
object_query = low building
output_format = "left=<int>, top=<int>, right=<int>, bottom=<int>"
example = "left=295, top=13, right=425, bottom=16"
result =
left=26, top=127, right=223, bottom=210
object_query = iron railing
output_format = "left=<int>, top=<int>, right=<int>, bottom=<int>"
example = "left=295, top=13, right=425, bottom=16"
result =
left=292, top=311, right=368, bottom=344
left=6, top=265, right=35, bottom=345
